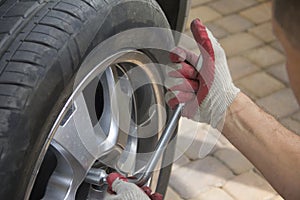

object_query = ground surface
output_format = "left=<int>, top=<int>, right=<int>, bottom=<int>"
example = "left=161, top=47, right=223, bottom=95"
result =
left=165, top=0, right=300, bottom=199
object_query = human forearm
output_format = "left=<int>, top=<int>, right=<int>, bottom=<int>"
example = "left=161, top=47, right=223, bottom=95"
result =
left=223, top=92, right=300, bottom=200
left=166, top=19, right=300, bottom=199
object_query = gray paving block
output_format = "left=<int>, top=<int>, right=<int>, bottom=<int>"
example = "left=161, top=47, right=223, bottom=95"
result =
left=256, top=88, right=299, bottom=118
left=170, top=157, right=234, bottom=199
left=214, top=149, right=254, bottom=175
left=223, top=171, right=277, bottom=200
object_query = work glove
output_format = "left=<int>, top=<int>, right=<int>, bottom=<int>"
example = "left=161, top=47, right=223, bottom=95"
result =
left=166, top=19, right=240, bottom=129
left=105, top=173, right=163, bottom=200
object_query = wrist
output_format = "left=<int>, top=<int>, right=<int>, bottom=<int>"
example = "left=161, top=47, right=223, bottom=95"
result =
left=203, top=84, right=240, bottom=129
left=223, top=92, right=254, bottom=134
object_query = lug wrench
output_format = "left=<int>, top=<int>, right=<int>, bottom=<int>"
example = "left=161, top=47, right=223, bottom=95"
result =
left=85, top=103, right=184, bottom=186
left=86, top=54, right=203, bottom=186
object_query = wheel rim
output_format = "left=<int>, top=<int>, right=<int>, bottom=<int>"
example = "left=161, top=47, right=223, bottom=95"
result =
left=27, top=50, right=167, bottom=199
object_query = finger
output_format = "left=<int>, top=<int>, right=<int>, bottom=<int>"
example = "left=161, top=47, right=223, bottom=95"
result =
left=191, top=19, right=215, bottom=100
left=190, top=19, right=215, bottom=62
left=170, top=47, right=186, bottom=63
left=107, top=173, right=128, bottom=187
left=164, top=73, right=185, bottom=90
left=184, top=49, right=199, bottom=67
left=141, top=186, right=152, bottom=196
left=111, top=179, right=135, bottom=194
left=111, top=180, right=151, bottom=200
left=196, top=74, right=210, bottom=104
left=170, top=47, right=199, bottom=67
left=168, top=62, right=198, bottom=79
left=166, top=91, right=195, bottom=109
left=170, top=79, right=199, bottom=92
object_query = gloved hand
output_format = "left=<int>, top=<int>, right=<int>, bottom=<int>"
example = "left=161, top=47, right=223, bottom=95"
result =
left=105, top=173, right=163, bottom=200
left=166, top=19, right=240, bottom=128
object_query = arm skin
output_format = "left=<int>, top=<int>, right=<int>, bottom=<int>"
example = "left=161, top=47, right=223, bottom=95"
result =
left=223, top=92, right=300, bottom=200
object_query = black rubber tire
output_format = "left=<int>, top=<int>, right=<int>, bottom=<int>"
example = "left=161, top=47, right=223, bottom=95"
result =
left=0, top=0, right=173, bottom=199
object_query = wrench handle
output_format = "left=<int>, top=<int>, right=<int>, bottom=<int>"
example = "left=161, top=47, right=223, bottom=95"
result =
left=131, top=103, right=184, bottom=186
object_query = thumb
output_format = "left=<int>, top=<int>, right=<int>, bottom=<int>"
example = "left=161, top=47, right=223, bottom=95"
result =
left=190, top=18, right=215, bottom=63
left=190, top=19, right=216, bottom=103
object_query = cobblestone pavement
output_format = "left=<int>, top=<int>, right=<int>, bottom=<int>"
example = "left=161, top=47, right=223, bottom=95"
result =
left=165, top=0, right=300, bottom=199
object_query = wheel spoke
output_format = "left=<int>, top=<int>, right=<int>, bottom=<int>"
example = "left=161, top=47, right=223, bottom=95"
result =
left=43, top=143, right=86, bottom=200
left=53, top=93, right=97, bottom=169
left=49, top=92, right=118, bottom=199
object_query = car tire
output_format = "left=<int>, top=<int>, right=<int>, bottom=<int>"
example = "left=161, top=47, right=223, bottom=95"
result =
left=0, top=0, right=175, bottom=199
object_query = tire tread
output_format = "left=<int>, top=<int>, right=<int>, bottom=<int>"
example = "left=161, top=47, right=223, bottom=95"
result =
left=52, top=2, right=84, bottom=22
left=0, top=0, right=172, bottom=199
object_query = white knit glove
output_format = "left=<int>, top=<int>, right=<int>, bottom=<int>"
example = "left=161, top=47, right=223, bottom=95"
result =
left=166, top=19, right=240, bottom=128
left=105, top=178, right=150, bottom=200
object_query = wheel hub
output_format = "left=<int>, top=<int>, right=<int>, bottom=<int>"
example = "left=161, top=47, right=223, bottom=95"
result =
left=27, top=50, right=166, bottom=199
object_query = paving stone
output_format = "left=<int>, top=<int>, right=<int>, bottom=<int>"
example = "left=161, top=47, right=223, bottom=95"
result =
left=214, top=149, right=254, bottom=174
left=220, top=33, right=263, bottom=56
left=206, top=22, right=229, bottom=39
left=235, top=83, right=257, bottom=100
left=249, top=22, right=276, bottom=42
left=280, top=118, right=300, bottom=135
left=240, top=2, right=272, bottom=24
left=216, top=134, right=237, bottom=150
left=186, top=6, right=221, bottom=30
left=223, top=171, right=277, bottom=200
left=266, top=63, right=289, bottom=84
left=191, top=187, right=235, bottom=200
left=191, top=0, right=214, bottom=7
left=228, top=56, right=259, bottom=80
left=165, top=187, right=183, bottom=200
left=244, top=46, right=285, bottom=68
left=215, top=14, right=254, bottom=33
left=172, top=149, right=190, bottom=170
left=176, top=118, right=202, bottom=157
left=236, top=72, right=285, bottom=98
left=178, top=117, right=205, bottom=137
left=209, top=0, right=257, bottom=15
left=170, top=156, right=234, bottom=199
left=271, top=40, right=284, bottom=53
left=177, top=120, right=221, bottom=160
left=256, top=88, right=300, bottom=118
left=207, top=135, right=237, bottom=154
